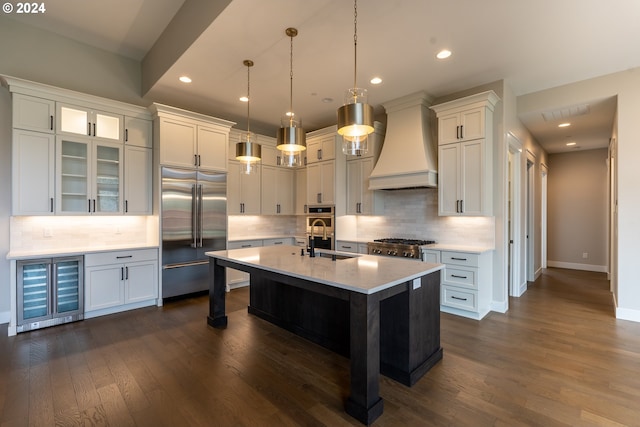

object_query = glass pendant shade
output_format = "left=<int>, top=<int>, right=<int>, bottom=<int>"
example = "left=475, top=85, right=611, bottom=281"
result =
left=338, top=88, right=374, bottom=155
left=277, top=115, right=306, bottom=167
left=236, top=131, right=261, bottom=174
left=235, top=59, right=260, bottom=173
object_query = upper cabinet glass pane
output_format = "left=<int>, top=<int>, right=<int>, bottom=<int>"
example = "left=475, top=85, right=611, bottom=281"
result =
left=96, top=113, right=120, bottom=140
left=60, top=106, right=88, bottom=136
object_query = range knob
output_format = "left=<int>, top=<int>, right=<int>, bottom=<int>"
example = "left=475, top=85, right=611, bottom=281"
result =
left=403, top=252, right=410, bottom=257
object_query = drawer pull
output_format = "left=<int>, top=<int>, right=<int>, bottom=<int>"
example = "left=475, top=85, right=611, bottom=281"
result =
left=116, top=255, right=133, bottom=259
left=342, top=245, right=352, bottom=249
left=241, top=244, right=252, bottom=248
left=273, top=241, right=283, bottom=245
left=451, top=296, right=468, bottom=301
left=451, top=257, right=468, bottom=261
left=451, top=274, right=468, bottom=279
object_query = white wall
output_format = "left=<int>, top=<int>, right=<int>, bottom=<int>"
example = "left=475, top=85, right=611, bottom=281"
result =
left=518, top=68, right=640, bottom=321
left=0, top=86, right=11, bottom=322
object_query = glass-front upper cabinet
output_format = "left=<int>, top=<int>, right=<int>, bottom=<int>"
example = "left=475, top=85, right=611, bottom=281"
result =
left=57, top=103, right=123, bottom=141
left=56, top=136, right=123, bottom=214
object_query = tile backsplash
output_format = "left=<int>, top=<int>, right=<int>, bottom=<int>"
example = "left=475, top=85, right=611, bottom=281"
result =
left=10, top=215, right=159, bottom=254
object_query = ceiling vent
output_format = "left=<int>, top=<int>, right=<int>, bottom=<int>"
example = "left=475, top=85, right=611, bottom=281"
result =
left=541, top=103, right=590, bottom=121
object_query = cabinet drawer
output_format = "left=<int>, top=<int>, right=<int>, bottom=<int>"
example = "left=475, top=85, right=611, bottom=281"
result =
left=443, top=266, right=477, bottom=289
left=263, top=238, right=293, bottom=246
left=228, top=240, right=262, bottom=249
left=85, top=248, right=157, bottom=267
left=336, top=241, right=358, bottom=253
left=441, top=251, right=478, bottom=267
left=423, top=249, right=440, bottom=263
left=441, top=285, right=478, bottom=311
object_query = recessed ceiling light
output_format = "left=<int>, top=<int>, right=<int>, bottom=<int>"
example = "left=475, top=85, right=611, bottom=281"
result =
left=370, top=77, right=382, bottom=85
left=566, top=142, right=577, bottom=146
left=436, top=49, right=452, bottom=60
left=179, top=76, right=192, bottom=83
left=558, top=122, right=571, bottom=128
left=239, top=96, right=249, bottom=102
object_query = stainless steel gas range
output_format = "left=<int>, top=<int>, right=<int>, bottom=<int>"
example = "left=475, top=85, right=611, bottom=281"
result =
left=367, top=238, right=435, bottom=260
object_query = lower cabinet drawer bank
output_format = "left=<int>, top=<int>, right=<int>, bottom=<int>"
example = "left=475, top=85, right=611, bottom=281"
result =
left=425, top=246, right=493, bottom=320
left=84, top=248, right=159, bottom=318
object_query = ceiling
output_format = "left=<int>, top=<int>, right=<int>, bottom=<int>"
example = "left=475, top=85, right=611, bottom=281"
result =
left=8, top=0, right=639, bottom=153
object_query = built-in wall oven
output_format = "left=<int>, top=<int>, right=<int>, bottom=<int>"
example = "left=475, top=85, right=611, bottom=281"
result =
left=306, top=206, right=335, bottom=250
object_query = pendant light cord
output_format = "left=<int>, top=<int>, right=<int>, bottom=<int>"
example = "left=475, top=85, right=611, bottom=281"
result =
left=353, top=0, right=358, bottom=100
left=289, top=32, right=294, bottom=126
left=246, top=63, right=251, bottom=134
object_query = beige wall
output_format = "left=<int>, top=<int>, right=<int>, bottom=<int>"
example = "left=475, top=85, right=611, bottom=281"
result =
left=547, top=149, right=608, bottom=270
left=0, top=15, right=143, bottom=106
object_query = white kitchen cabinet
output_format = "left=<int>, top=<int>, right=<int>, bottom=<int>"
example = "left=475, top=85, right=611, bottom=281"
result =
left=84, top=248, right=158, bottom=317
left=12, top=130, right=55, bottom=215
left=124, top=145, right=152, bottom=214
left=431, top=91, right=499, bottom=217
left=124, top=116, right=152, bottom=148
left=56, top=136, right=123, bottom=215
left=12, top=93, right=55, bottom=133
left=306, top=133, right=336, bottom=164
left=307, top=160, right=335, bottom=205
left=261, top=166, right=294, bottom=215
left=153, top=105, right=232, bottom=172
left=346, top=157, right=383, bottom=215
left=438, top=139, right=486, bottom=216
left=295, top=168, right=307, bottom=214
left=437, top=106, right=486, bottom=145
left=57, top=103, right=123, bottom=141
left=425, top=248, right=493, bottom=320
left=228, top=160, right=261, bottom=214
left=263, top=237, right=294, bottom=246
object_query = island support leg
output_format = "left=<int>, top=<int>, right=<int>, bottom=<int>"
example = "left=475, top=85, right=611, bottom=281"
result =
left=207, top=258, right=227, bottom=328
left=345, top=292, right=383, bottom=425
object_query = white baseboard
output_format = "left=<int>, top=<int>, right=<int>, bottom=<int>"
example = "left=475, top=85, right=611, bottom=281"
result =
left=534, top=267, right=542, bottom=280
left=547, top=260, right=607, bottom=273
left=0, top=310, right=9, bottom=325
left=490, top=301, right=508, bottom=313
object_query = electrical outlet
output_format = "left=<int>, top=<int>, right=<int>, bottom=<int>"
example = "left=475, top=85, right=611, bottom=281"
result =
left=582, top=252, right=588, bottom=259
left=43, top=228, right=53, bottom=238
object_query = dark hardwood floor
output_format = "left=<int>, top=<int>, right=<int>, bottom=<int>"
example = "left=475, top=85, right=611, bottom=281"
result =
left=2, top=268, right=639, bottom=426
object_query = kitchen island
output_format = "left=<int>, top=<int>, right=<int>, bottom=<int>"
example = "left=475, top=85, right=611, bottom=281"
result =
left=206, top=245, right=444, bottom=425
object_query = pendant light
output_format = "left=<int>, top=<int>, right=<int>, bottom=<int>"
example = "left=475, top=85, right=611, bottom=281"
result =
left=235, top=59, right=261, bottom=174
left=337, top=0, right=374, bottom=156
left=276, top=27, right=306, bottom=167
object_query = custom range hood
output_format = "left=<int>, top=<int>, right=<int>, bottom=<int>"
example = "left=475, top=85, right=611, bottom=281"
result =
left=369, top=92, right=437, bottom=190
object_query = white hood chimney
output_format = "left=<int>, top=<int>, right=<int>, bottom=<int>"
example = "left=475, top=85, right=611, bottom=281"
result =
left=368, top=92, right=437, bottom=190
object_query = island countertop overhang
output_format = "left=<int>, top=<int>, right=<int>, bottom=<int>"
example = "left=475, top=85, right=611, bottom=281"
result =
left=206, top=245, right=444, bottom=295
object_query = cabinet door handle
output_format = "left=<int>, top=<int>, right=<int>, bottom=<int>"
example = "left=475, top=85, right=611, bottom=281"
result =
left=451, top=274, right=468, bottom=279
left=456, top=125, right=460, bottom=139
left=116, top=255, right=133, bottom=259
left=93, top=199, right=96, bottom=213
left=88, top=199, right=91, bottom=213
left=451, top=257, right=468, bottom=261
left=50, top=198, right=54, bottom=213
left=304, top=204, right=307, bottom=213
left=277, top=156, right=281, bottom=166
left=121, top=267, right=124, bottom=281
left=317, top=193, right=322, bottom=203
left=198, top=155, right=201, bottom=166
left=93, top=123, right=96, bottom=137
left=460, top=199, right=463, bottom=213
left=50, top=115, right=54, bottom=131
left=125, top=128, right=128, bottom=142
left=125, top=266, right=129, bottom=280
left=460, top=125, right=464, bottom=139
left=317, top=148, right=322, bottom=160
left=194, top=154, right=198, bottom=167
left=451, top=296, right=468, bottom=301
left=87, top=122, right=91, bottom=136
left=125, top=200, right=128, bottom=213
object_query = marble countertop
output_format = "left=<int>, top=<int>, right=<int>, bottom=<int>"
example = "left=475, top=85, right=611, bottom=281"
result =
left=7, top=244, right=159, bottom=260
left=206, top=245, right=443, bottom=295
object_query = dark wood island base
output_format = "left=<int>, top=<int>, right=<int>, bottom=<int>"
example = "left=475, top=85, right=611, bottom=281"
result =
left=207, top=250, right=443, bottom=425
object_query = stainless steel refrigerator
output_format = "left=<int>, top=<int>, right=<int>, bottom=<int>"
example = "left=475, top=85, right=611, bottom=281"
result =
left=161, top=167, right=227, bottom=298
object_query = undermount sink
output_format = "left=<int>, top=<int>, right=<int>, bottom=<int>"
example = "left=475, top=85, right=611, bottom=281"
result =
left=317, top=252, right=355, bottom=260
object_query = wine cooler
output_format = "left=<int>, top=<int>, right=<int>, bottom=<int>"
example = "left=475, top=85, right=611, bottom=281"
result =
left=17, top=256, right=84, bottom=333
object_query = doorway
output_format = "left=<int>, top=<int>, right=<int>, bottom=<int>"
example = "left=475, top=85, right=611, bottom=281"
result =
left=541, top=164, right=548, bottom=270
left=507, top=133, right=523, bottom=297
left=526, top=151, right=536, bottom=282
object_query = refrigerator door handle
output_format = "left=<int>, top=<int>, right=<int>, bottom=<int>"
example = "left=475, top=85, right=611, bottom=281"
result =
left=50, top=262, right=56, bottom=316
left=191, top=185, right=197, bottom=248
left=198, top=184, right=204, bottom=248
